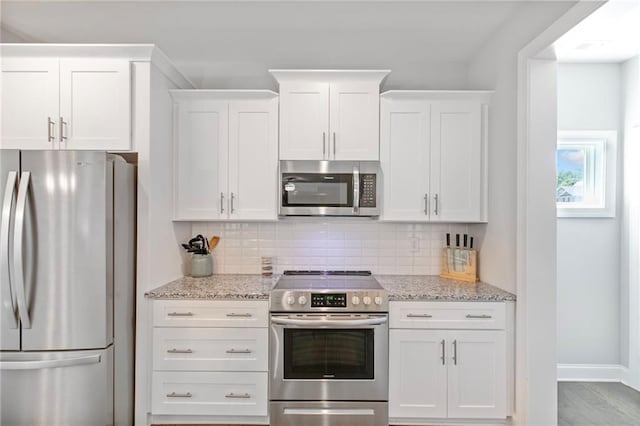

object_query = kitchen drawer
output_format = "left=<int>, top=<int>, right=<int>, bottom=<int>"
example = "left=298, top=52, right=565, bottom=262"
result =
left=153, top=327, right=268, bottom=371
left=153, top=300, right=268, bottom=328
left=151, top=371, right=268, bottom=416
left=389, top=302, right=506, bottom=330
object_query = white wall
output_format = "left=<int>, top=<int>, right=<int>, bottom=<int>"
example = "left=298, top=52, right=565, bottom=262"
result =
left=556, top=63, right=622, bottom=365
left=621, top=55, right=640, bottom=389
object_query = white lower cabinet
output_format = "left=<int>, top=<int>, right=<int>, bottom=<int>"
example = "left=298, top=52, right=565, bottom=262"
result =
left=389, top=302, right=511, bottom=423
left=152, top=371, right=268, bottom=416
left=151, top=300, right=269, bottom=421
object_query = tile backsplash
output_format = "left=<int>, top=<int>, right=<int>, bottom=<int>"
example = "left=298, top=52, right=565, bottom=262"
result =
left=191, top=219, right=469, bottom=275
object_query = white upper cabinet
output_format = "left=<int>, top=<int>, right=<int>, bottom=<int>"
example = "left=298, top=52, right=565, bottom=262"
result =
left=173, top=99, right=228, bottom=221
left=329, top=82, right=380, bottom=160
left=0, top=56, right=131, bottom=151
left=59, top=59, right=131, bottom=151
left=430, top=101, right=483, bottom=222
left=172, top=91, right=279, bottom=221
left=380, top=91, right=490, bottom=223
left=278, top=82, right=329, bottom=160
left=228, top=98, right=279, bottom=220
left=380, top=99, right=431, bottom=221
left=271, top=70, right=389, bottom=161
left=1, top=58, right=59, bottom=150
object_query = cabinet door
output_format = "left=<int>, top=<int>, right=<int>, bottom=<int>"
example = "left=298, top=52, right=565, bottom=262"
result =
left=389, top=329, right=447, bottom=419
left=279, top=82, right=329, bottom=160
left=1, top=58, right=59, bottom=150
left=430, top=101, right=484, bottom=222
left=59, top=59, right=131, bottom=150
left=228, top=98, right=278, bottom=220
left=173, top=100, right=228, bottom=220
left=447, top=330, right=506, bottom=419
left=329, top=82, right=380, bottom=160
left=379, top=99, right=430, bottom=221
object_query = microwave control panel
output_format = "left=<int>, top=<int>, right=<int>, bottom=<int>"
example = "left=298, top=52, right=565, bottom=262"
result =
left=360, top=174, right=377, bottom=207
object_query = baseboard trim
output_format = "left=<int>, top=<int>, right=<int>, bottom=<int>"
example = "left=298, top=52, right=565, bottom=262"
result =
left=557, top=364, right=626, bottom=382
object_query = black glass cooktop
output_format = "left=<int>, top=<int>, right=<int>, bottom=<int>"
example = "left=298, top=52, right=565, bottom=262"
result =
left=283, top=270, right=372, bottom=276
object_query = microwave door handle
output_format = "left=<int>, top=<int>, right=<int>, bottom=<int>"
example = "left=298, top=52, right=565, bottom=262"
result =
left=353, top=167, right=360, bottom=215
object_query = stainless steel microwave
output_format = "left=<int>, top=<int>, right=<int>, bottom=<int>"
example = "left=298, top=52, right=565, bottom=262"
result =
left=279, top=160, right=381, bottom=216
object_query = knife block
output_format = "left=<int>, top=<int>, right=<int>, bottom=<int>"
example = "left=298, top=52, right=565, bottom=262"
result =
left=440, top=248, right=478, bottom=283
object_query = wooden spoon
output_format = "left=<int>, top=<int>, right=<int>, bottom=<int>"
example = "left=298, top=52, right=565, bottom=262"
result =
left=209, top=236, right=220, bottom=251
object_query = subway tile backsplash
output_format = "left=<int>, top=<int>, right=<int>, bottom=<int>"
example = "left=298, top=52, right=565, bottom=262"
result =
left=191, top=219, right=469, bottom=275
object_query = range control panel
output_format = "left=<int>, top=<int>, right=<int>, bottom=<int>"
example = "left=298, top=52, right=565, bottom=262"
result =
left=311, top=293, right=347, bottom=308
left=271, top=290, right=388, bottom=312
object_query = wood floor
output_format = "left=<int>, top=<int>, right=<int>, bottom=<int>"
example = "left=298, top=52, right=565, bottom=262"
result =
left=559, top=382, right=640, bottom=426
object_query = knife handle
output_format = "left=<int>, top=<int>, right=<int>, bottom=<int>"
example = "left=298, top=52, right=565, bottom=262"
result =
left=446, top=233, right=450, bottom=247
left=470, top=237, right=474, bottom=250
left=463, top=234, right=468, bottom=248
left=456, top=234, right=460, bottom=247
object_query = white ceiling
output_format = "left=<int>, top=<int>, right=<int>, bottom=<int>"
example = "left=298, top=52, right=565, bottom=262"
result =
left=554, top=0, right=640, bottom=62
left=1, top=1, right=575, bottom=88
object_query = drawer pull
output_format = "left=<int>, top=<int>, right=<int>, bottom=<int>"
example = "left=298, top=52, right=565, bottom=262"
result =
left=225, top=392, right=251, bottom=399
left=166, top=392, right=192, bottom=398
left=466, top=314, right=492, bottom=319
left=226, top=313, right=252, bottom=318
left=407, top=313, right=432, bottom=318
left=167, top=312, right=193, bottom=317
left=167, top=348, right=193, bottom=354
left=226, top=348, right=252, bottom=354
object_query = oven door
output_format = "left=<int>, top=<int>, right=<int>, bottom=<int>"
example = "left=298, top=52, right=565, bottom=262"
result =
left=269, top=314, right=388, bottom=401
left=279, top=160, right=357, bottom=216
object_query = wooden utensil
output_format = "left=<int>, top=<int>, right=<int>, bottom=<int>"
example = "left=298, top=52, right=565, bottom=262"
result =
left=209, top=236, right=220, bottom=251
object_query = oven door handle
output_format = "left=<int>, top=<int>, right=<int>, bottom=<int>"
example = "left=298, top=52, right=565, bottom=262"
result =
left=271, top=316, right=387, bottom=327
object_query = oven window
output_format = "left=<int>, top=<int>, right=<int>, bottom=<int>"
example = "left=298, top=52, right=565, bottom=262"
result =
left=284, top=329, right=374, bottom=379
left=282, top=173, right=353, bottom=207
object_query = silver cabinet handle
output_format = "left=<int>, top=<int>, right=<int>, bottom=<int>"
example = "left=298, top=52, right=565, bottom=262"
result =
left=333, top=132, right=336, bottom=157
left=59, top=116, right=67, bottom=141
left=434, top=193, right=439, bottom=215
left=1, top=171, right=18, bottom=329
left=0, top=354, right=101, bottom=371
left=47, top=117, right=55, bottom=142
left=167, top=348, right=193, bottom=354
left=230, top=192, right=235, bottom=214
left=407, top=313, right=432, bottom=318
left=225, top=392, right=250, bottom=399
left=13, top=172, right=31, bottom=329
left=167, top=311, right=193, bottom=317
left=226, top=312, right=252, bottom=317
left=441, top=339, right=445, bottom=365
left=226, top=349, right=252, bottom=354
left=220, top=192, right=225, bottom=214
left=323, top=132, right=326, bottom=157
left=166, top=392, right=192, bottom=398
left=466, top=314, right=492, bottom=319
left=452, top=339, right=457, bottom=365
left=423, top=193, right=429, bottom=215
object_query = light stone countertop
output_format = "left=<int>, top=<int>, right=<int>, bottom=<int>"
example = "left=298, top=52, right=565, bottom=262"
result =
left=145, top=274, right=515, bottom=302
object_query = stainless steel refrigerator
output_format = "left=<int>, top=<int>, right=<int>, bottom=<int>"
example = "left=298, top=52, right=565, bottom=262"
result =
left=0, top=150, right=135, bottom=426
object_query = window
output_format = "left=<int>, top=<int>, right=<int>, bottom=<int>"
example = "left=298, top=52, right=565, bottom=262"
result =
left=556, top=130, right=617, bottom=218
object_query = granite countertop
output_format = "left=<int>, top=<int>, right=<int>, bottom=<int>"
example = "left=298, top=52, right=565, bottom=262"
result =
left=146, top=274, right=515, bottom=302
left=376, top=275, right=516, bottom=302
left=145, top=275, right=277, bottom=300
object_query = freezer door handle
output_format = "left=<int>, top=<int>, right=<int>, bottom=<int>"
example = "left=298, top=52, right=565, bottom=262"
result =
left=1, top=171, right=18, bottom=329
left=13, top=171, right=31, bottom=329
left=0, top=354, right=101, bottom=370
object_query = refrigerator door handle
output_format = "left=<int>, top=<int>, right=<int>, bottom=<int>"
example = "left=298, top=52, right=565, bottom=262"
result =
left=1, top=171, right=18, bottom=329
left=0, top=354, right=102, bottom=370
left=13, top=171, right=31, bottom=329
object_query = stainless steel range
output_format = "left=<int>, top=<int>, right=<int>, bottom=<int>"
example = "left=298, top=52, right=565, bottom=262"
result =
left=269, top=271, right=388, bottom=426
